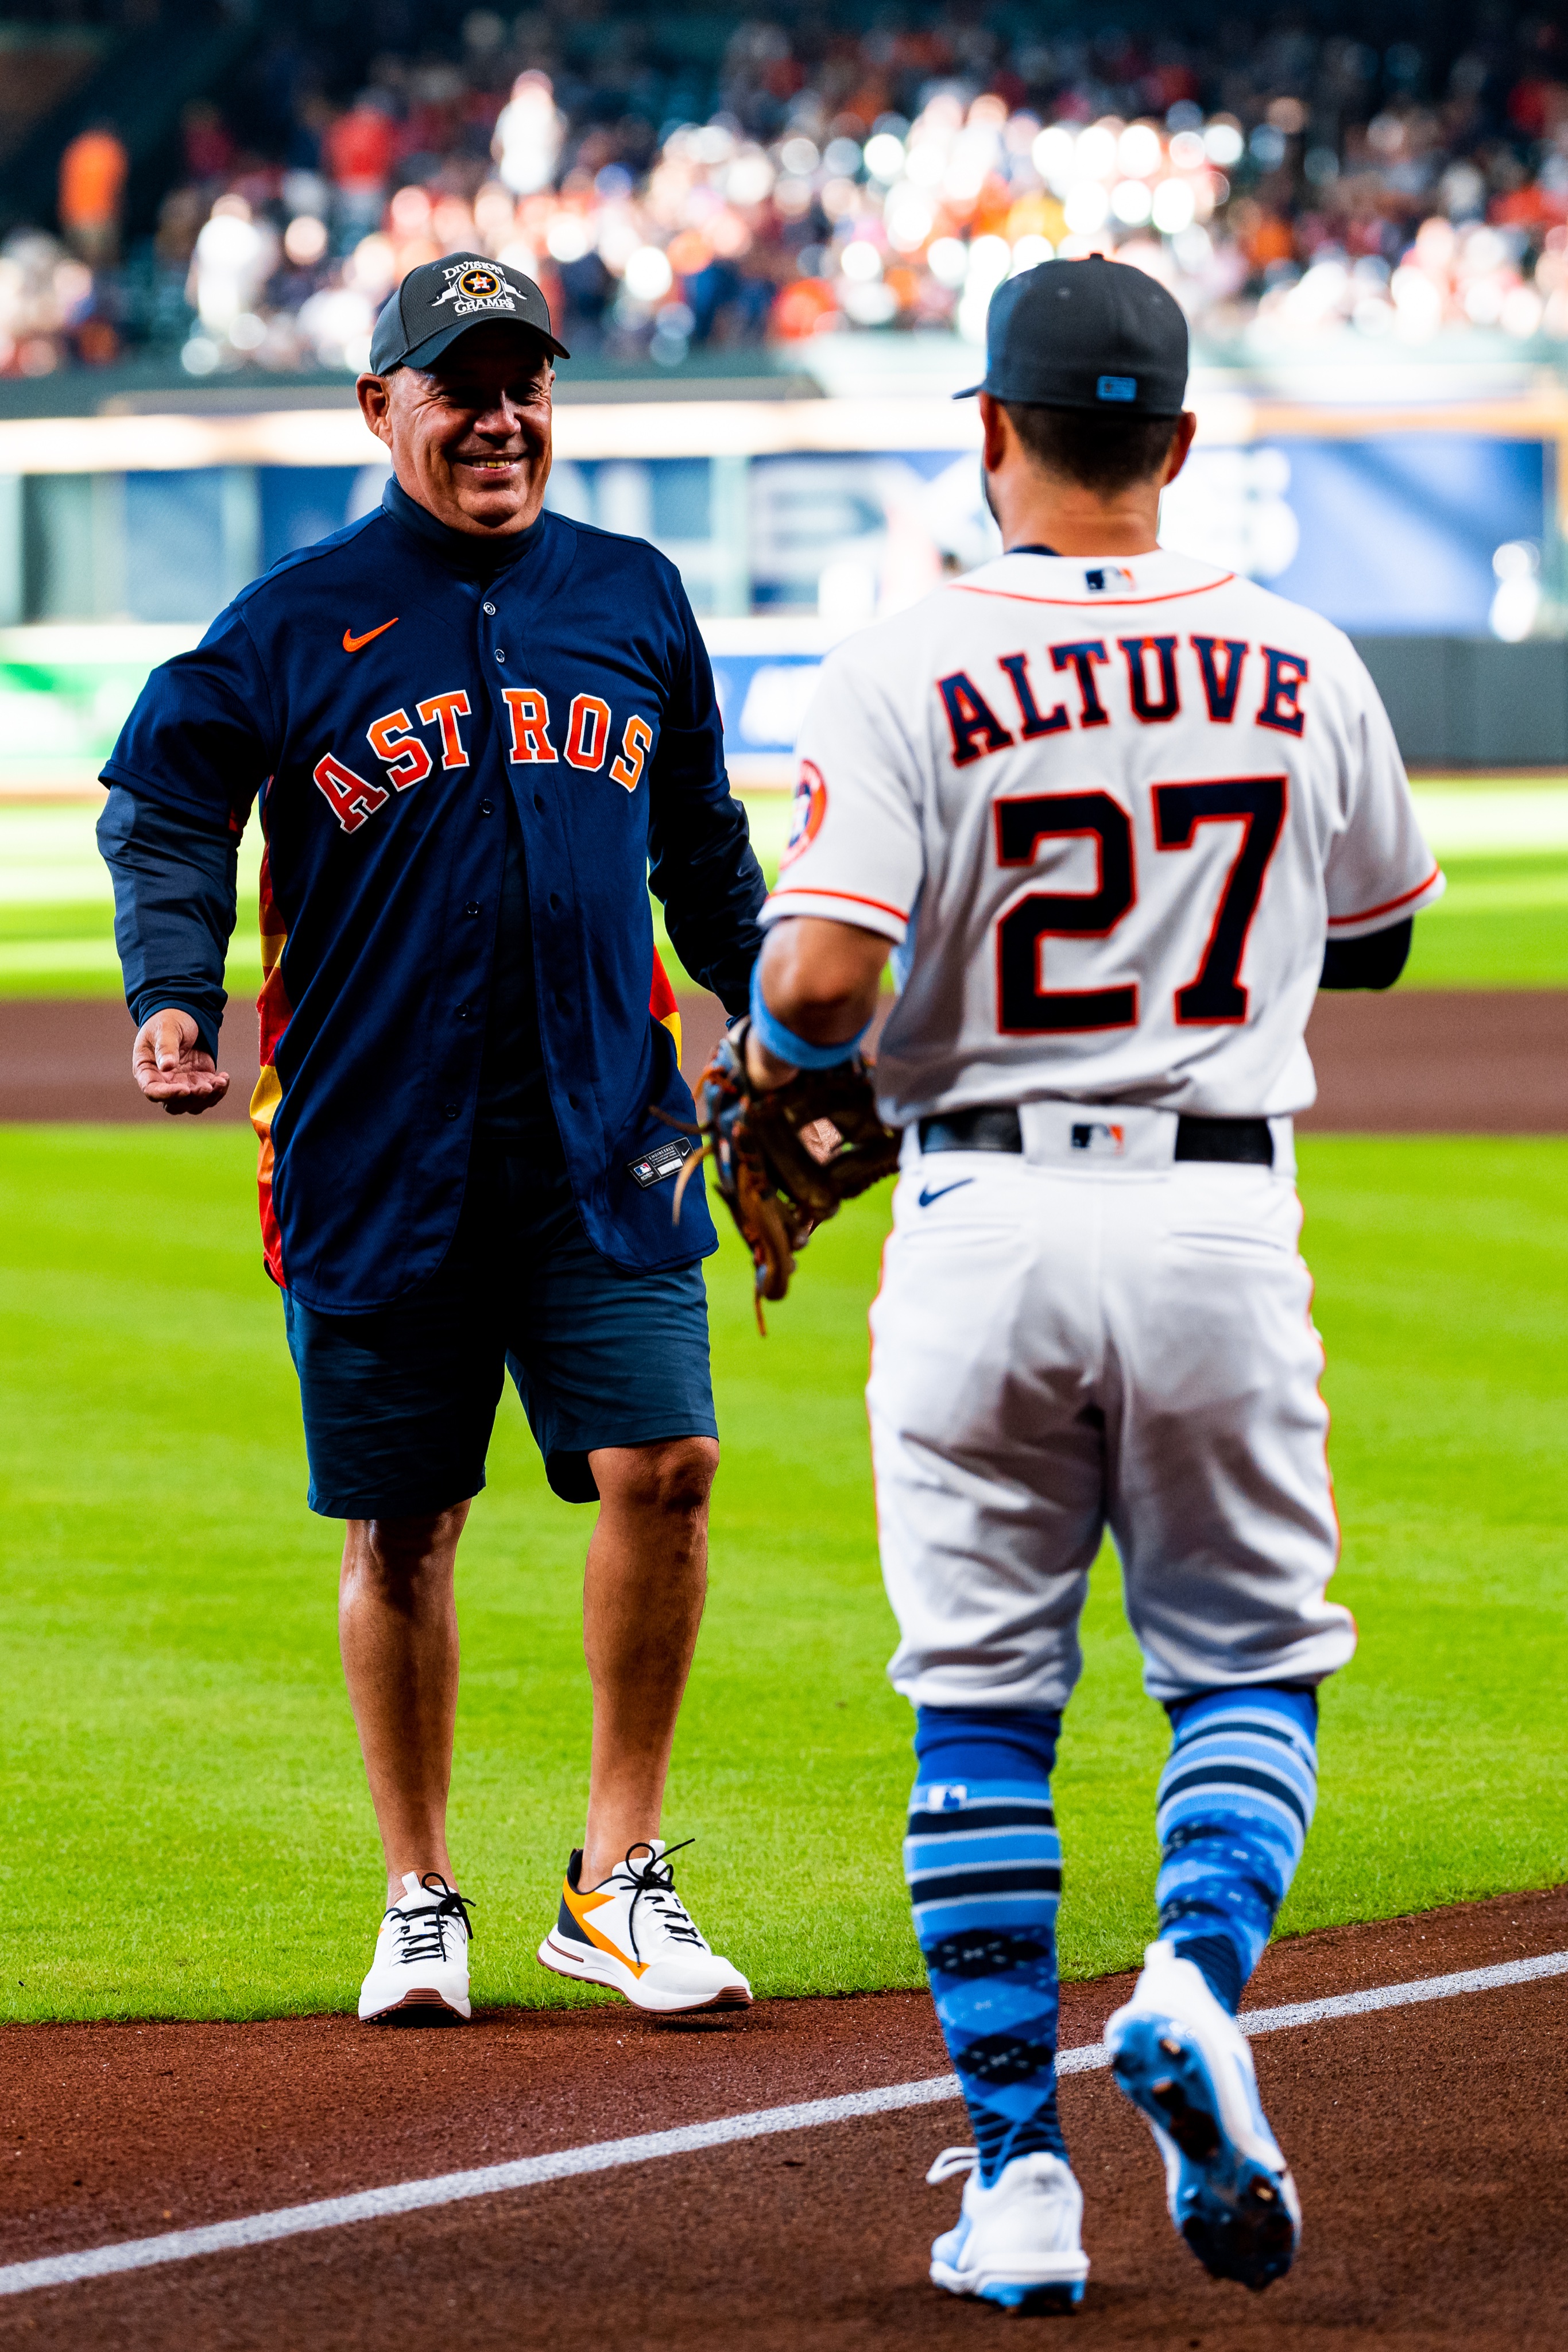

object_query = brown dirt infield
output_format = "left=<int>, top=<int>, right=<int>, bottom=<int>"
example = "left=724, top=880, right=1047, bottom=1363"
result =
left=2, top=1886, right=1563, bottom=2348
left=3, top=989, right=1566, bottom=1130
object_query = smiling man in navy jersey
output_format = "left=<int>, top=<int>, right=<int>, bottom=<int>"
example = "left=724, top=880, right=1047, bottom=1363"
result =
left=99, top=255, right=765, bottom=2022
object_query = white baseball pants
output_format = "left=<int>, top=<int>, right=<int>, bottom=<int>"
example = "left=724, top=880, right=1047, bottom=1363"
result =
left=867, top=1104, right=1356, bottom=1711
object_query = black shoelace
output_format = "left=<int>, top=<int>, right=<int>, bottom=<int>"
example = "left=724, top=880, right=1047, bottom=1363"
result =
left=611, top=1839, right=704, bottom=1964
left=388, top=1874, right=475, bottom=1967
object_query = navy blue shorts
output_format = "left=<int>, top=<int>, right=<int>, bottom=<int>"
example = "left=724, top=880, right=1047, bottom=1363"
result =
left=282, top=1151, right=716, bottom=1516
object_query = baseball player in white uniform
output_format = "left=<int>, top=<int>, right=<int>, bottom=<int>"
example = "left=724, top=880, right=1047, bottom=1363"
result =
left=740, top=258, right=1442, bottom=2312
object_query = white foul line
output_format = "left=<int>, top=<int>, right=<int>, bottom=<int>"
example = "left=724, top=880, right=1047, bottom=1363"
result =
left=3, top=1946, right=1563, bottom=2300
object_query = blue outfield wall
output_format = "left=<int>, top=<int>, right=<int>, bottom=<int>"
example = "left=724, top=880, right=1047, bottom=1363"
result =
left=99, top=432, right=1551, bottom=640
left=1266, top=435, right=1547, bottom=637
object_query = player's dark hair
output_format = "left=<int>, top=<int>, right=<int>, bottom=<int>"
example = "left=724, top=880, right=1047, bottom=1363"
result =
left=1001, top=403, right=1180, bottom=496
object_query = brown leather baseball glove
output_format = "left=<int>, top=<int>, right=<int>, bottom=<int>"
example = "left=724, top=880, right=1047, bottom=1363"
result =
left=672, top=1017, right=902, bottom=1329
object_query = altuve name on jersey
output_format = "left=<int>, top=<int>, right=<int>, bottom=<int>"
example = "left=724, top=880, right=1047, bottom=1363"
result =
left=310, top=686, right=655, bottom=834
left=937, top=634, right=1309, bottom=768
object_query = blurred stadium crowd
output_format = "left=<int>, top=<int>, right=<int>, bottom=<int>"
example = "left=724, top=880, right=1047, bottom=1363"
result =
left=3, top=3, right=1568, bottom=377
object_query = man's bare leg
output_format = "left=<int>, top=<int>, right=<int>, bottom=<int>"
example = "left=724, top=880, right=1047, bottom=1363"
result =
left=339, top=1502, right=469, bottom=1906
left=339, top=1439, right=715, bottom=1904
left=579, top=1437, right=718, bottom=1889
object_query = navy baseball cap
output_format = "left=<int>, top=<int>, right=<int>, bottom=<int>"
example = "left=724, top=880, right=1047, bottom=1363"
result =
left=957, top=255, right=1188, bottom=416
left=369, top=250, right=570, bottom=374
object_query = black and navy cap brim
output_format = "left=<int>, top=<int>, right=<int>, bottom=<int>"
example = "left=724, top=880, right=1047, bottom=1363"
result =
left=955, top=375, right=1186, bottom=413
left=392, top=312, right=570, bottom=372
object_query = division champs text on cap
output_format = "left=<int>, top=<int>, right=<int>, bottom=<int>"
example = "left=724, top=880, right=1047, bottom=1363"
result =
left=369, top=251, right=571, bottom=374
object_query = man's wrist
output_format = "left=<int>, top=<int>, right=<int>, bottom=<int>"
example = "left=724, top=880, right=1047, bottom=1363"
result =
left=742, top=1020, right=796, bottom=1092
left=747, top=969, right=869, bottom=1071
left=135, top=1001, right=220, bottom=1061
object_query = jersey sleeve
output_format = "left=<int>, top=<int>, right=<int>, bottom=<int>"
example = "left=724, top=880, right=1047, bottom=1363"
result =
left=758, top=637, right=925, bottom=944
left=1322, top=649, right=1445, bottom=938
left=100, top=602, right=276, bottom=828
left=646, top=574, right=766, bottom=1016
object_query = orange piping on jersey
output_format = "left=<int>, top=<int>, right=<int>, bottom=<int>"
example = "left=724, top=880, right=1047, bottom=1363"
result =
left=953, top=574, right=1236, bottom=609
left=864, top=1220, right=895, bottom=1572
left=649, top=946, right=682, bottom=1063
left=1300, top=1212, right=1353, bottom=1656
left=250, top=830, right=293, bottom=1289
left=1324, top=862, right=1442, bottom=929
left=768, top=884, right=910, bottom=922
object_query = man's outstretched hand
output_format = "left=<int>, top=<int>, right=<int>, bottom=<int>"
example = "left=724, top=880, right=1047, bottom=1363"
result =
left=132, top=1008, right=230, bottom=1114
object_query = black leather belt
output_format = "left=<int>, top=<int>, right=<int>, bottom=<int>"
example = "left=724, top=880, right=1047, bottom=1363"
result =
left=918, top=1107, right=1274, bottom=1167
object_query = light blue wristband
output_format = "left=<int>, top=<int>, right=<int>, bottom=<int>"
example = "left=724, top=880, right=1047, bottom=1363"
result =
left=748, top=968, right=870, bottom=1070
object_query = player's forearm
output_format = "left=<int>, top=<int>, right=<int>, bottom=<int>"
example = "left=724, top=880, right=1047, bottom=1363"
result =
left=97, top=784, right=238, bottom=1058
left=747, top=915, right=890, bottom=1086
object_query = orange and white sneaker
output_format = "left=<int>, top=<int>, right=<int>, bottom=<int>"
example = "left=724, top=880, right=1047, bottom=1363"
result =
left=537, top=1839, right=752, bottom=2014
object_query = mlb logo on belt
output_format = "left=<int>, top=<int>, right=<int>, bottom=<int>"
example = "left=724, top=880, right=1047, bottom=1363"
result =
left=1071, top=1121, right=1126, bottom=1155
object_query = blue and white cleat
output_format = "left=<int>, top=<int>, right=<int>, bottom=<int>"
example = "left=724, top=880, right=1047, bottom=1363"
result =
left=926, top=2145, right=1089, bottom=2312
left=1106, top=1940, right=1300, bottom=2292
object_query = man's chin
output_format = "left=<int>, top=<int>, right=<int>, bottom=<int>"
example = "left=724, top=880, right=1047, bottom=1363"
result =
left=439, top=478, right=537, bottom=534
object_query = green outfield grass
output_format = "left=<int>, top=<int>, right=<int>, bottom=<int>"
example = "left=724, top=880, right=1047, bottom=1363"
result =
left=0, top=1125, right=1562, bottom=2023
left=3, top=794, right=1567, bottom=996
left=1402, top=852, right=1568, bottom=987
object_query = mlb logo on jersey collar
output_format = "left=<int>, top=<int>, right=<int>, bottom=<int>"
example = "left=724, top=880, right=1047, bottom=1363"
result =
left=1071, top=1121, right=1127, bottom=1155
left=1084, top=564, right=1137, bottom=594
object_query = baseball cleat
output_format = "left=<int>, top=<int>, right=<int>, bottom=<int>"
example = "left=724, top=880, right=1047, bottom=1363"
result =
left=1106, top=1939, right=1300, bottom=2291
left=358, top=1871, right=474, bottom=2024
left=926, top=2144, right=1089, bottom=2312
left=536, top=1838, right=752, bottom=2014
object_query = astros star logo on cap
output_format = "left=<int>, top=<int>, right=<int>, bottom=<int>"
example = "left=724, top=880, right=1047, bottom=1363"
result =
left=369, top=247, right=571, bottom=372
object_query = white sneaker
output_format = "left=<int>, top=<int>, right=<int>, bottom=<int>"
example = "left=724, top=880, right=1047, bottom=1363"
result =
left=1106, top=1939, right=1300, bottom=2291
left=536, top=1839, right=752, bottom=2014
left=927, top=2145, right=1089, bottom=2311
left=358, top=1871, right=473, bottom=2024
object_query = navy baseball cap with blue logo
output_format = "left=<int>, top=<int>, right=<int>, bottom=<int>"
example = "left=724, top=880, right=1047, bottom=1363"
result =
left=370, top=250, right=570, bottom=375
left=957, top=254, right=1188, bottom=417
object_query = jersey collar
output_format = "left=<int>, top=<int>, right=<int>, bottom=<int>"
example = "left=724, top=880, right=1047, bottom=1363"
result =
left=959, top=545, right=1234, bottom=606
left=381, top=475, right=546, bottom=579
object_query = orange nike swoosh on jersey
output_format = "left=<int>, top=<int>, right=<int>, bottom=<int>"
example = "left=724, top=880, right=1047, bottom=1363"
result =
left=342, top=617, right=398, bottom=652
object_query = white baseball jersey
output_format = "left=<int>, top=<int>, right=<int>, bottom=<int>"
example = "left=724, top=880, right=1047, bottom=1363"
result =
left=761, top=547, right=1443, bottom=1124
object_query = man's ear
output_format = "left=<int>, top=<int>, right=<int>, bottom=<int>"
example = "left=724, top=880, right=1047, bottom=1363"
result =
left=1159, top=410, right=1198, bottom=489
left=356, top=371, right=396, bottom=449
left=977, top=390, right=1011, bottom=476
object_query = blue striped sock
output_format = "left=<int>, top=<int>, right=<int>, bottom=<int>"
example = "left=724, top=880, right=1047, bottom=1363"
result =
left=905, top=1708, right=1066, bottom=2187
left=1156, top=1685, right=1319, bottom=2013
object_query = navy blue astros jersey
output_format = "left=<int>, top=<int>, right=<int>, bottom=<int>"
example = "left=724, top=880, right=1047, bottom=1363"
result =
left=103, top=494, right=765, bottom=1312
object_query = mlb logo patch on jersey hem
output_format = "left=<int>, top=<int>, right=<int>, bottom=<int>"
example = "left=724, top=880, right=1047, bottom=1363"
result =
left=1071, top=1121, right=1126, bottom=1156
left=628, top=1136, right=694, bottom=1189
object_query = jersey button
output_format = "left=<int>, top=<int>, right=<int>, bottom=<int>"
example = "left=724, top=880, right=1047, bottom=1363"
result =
left=482, top=601, right=497, bottom=616
left=478, top=798, right=494, bottom=817
left=463, top=899, right=481, bottom=918
left=455, top=1004, right=471, bottom=1022
left=443, top=1102, right=459, bottom=1120
left=548, top=891, right=562, bottom=912
left=532, top=794, right=545, bottom=813
left=494, top=648, right=506, bottom=663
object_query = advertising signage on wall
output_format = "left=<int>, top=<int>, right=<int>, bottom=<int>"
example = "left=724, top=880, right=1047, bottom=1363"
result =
left=0, top=378, right=1561, bottom=791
